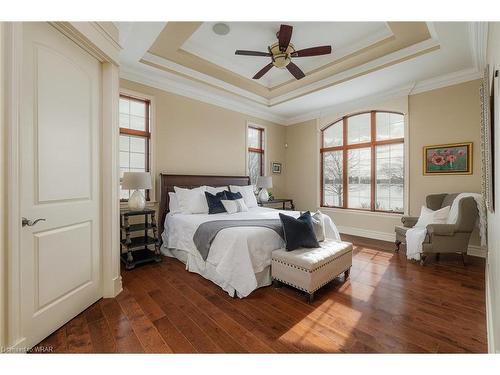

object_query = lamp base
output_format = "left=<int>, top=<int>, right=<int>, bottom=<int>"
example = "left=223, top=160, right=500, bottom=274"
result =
left=258, top=188, right=269, bottom=203
left=128, top=190, right=146, bottom=211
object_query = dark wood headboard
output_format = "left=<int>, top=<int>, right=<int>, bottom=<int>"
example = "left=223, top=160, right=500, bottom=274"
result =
left=158, top=174, right=251, bottom=237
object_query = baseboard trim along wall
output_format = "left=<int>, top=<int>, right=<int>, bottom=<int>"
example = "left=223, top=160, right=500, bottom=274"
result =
left=338, top=225, right=487, bottom=258
left=486, top=265, right=497, bottom=353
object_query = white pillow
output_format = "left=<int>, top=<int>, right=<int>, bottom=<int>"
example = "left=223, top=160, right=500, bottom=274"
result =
left=311, top=211, right=326, bottom=242
left=168, top=192, right=181, bottom=214
left=221, top=198, right=248, bottom=214
left=173, top=186, right=208, bottom=214
left=415, top=205, right=450, bottom=228
left=206, top=186, right=228, bottom=194
left=229, top=185, right=258, bottom=208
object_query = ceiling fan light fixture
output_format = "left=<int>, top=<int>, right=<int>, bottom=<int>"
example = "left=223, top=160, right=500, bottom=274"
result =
left=212, top=23, right=230, bottom=36
left=270, top=42, right=294, bottom=69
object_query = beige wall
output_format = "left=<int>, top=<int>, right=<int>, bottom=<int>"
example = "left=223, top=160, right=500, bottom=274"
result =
left=0, top=22, right=6, bottom=350
left=285, top=96, right=408, bottom=240
left=408, top=80, right=482, bottom=214
left=120, top=79, right=287, bottom=200
left=486, top=21, right=500, bottom=353
left=285, top=82, right=482, bottom=243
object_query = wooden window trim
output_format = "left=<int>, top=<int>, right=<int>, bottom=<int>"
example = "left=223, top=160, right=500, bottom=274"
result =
left=119, top=94, right=151, bottom=201
left=320, top=110, right=405, bottom=213
left=248, top=126, right=265, bottom=178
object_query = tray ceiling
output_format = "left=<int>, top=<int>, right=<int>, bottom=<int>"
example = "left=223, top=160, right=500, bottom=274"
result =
left=117, top=22, right=485, bottom=124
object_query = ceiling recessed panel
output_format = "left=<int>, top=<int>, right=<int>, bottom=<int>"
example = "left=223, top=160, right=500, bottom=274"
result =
left=181, top=22, right=392, bottom=87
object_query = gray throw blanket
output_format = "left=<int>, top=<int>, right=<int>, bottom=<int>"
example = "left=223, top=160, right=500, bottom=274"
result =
left=193, top=219, right=283, bottom=260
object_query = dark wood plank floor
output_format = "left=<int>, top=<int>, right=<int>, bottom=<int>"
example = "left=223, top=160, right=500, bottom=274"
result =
left=31, top=235, right=487, bottom=353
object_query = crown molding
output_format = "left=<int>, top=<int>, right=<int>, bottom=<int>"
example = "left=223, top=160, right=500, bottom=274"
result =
left=283, top=83, right=415, bottom=126
left=142, top=52, right=268, bottom=105
left=468, top=21, right=489, bottom=71
left=120, top=64, right=288, bottom=124
left=269, top=36, right=440, bottom=106
left=409, top=67, right=481, bottom=95
left=181, top=25, right=394, bottom=89
left=121, top=62, right=483, bottom=127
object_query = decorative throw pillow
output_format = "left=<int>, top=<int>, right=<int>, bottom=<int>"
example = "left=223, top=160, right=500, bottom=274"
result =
left=224, top=190, right=243, bottom=200
left=205, top=191, right=227, bottom=214
left=415, top=205, right=450, bottom=228
left=279, top=211, right=320, bottom=251
left=168, top=192, right=182, bottom=214
left=173, top=186, right=208, bottom=214
left=221, top=198, right=249, bottom=214
left=310, top=210, right=326, bottom=242
left=206, top=186, right=228, bottom=194
left=229, top=185, right=258, bottom=208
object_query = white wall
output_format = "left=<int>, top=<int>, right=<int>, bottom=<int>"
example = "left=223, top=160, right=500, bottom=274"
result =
left=0, top=21, right=6, bottom=350
left=486, top=21, right=500, bottom=354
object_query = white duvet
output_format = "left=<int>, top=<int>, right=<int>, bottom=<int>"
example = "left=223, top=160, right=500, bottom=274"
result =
left=161, top=207, right=341, bottom=297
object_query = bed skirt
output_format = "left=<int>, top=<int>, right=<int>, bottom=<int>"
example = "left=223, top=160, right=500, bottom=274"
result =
left=161, top=247, right=272, bottom=298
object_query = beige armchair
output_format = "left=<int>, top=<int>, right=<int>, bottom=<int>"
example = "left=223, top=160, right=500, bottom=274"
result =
left=395, top=193, right=478, bottom=265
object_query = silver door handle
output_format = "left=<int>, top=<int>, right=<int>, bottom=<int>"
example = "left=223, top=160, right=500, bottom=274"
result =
left=22, top=217, right=46, bottom=227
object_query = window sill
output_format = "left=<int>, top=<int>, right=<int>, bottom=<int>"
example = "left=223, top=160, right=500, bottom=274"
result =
left=320, top=206, right=404, bottom=218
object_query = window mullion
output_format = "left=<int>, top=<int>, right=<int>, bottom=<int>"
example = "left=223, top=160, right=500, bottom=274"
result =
left=342, top=117, right=348, bottom=209
left=370, top=111, right=376, bottom=211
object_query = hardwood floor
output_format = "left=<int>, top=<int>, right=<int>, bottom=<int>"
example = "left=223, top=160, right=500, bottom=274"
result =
left=31, top=235, right=487, bottom=353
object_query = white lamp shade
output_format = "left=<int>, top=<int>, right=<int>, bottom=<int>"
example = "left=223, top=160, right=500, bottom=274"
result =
left=256, top=176, right=272, bottom=189
left=122, top=172, right=152, bottom=190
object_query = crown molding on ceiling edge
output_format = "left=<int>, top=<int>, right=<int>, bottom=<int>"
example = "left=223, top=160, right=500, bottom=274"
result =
left=468, top=21, right=489, bottom=71
left=120, top=65, right=288, bottom=124
left=121, top=63, right=482, bottom=127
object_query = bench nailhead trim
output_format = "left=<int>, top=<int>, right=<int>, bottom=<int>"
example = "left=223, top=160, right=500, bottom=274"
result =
left=271, top=250, right=352, bottom=273
left=273, top=266, right=350, bottom=294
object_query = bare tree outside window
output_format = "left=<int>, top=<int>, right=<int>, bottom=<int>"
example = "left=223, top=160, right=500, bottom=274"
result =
left=321, top=111, right=404, bottom=213
left=248, top=126, right=264, bottom=186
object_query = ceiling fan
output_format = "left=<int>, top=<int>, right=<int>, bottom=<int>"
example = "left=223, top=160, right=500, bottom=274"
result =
left=235, top=24, right=332, bottom=80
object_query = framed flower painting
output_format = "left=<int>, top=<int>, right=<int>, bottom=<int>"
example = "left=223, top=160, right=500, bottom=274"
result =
left=423, top=142, right=473, bottom=175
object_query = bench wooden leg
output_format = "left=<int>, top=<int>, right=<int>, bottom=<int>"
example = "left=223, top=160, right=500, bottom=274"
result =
left=272, top=279, right=282, bottom=288
left=344, top=268, right=350, bottom=279
left=395, top=240, right=401, bottom=252
left=307, top=292, right=314, bottom=304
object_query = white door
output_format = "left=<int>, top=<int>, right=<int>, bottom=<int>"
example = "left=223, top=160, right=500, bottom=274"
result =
left=20, top=22, right=102, bottom=349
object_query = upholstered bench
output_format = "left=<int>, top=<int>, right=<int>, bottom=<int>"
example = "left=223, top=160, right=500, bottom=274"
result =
left=271, top=240, right=353, bottom=303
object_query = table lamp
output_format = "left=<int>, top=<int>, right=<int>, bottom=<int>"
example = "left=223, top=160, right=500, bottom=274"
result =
left=122, top=172, right=152, bottom=211
left=256, top=176, right=272, bottom=202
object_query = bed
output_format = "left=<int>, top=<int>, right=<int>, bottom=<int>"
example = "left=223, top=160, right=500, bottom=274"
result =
left=158, top=174, right=341, bottom=298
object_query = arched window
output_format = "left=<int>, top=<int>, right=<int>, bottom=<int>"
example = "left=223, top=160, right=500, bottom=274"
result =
left=320, top=111, right=405, bottom=213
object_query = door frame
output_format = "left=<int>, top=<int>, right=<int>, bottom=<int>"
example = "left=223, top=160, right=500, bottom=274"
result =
left=1, top=22, right=122, bottom=351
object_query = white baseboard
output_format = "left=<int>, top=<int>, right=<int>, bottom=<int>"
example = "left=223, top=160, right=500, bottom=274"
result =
left=467, top=245, right=487, bottom=258
left=486, top=265, right=497, bottom=353
left=338, top=225, right=487, bottom=258
left=338, top=225, right=396, bottom=243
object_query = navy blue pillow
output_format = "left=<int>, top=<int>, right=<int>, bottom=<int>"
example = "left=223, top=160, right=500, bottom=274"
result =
left=224, top=190, right=243, bottom=200
left=205, top=191, right=227, bottom=214
left=279, top=211, right=320, bottom=251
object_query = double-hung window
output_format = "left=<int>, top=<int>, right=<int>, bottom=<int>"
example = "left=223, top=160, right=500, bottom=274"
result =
left=119, top=94, right=151, bottom=201
left=247, top=126, right=265, bottom=186
left=321, top=111, right=405, bottom=213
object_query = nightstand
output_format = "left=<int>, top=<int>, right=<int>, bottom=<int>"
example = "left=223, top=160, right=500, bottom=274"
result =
left=258, top=198, right=295, bottom=210
left=120, top=208, right=161, bottom=270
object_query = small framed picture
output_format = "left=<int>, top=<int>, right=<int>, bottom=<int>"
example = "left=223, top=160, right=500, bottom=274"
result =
left=271, top=162, right=282, bottom=174
left=423, top=142, right=473, bottom=175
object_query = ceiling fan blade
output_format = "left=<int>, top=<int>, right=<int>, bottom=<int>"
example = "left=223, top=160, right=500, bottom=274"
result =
left=253, top=62, right=274, bottom=79
left=235, top=50, right=272, bottom=57
left=291, top=45, right=332, bottom=57
left=278, top=24, right=293, bottom=52
left=286, top=61, right=305, bottom=80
